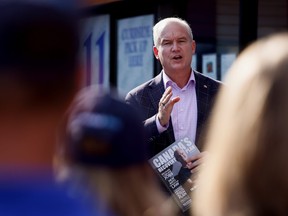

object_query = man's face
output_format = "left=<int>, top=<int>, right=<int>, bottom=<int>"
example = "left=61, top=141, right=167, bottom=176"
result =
left=175, top=149, right=188, bottom=166
left=153, top=22, right=195, bottom=75
left=178, top=149, right=188, bottom=161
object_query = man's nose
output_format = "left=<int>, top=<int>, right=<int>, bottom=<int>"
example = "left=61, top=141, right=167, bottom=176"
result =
left=172, top=41, right=180, bottom=51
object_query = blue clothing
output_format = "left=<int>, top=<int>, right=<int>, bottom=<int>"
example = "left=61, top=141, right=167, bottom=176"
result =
left=0, top=171, right=114, bottom=216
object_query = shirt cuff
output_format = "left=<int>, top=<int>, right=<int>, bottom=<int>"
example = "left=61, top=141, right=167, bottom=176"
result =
left=156, top=114, right=169, bottom=133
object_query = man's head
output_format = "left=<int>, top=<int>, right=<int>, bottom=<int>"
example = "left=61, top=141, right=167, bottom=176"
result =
left=58, top=85, right=149, bottom=168
left=152, top=17, right=196, bottom=76
left=152, top=17, right=193, bottom=48
left=174, top=148, right=188, bottom=166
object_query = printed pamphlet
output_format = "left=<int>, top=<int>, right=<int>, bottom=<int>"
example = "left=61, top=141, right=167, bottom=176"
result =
left=149, top=137, right=200, bottom=212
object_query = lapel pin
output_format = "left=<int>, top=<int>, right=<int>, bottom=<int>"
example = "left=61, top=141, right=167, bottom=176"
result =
left=204, top=85, right=207, bottom=88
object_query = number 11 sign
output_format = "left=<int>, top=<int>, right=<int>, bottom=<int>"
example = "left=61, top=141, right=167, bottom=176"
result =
left=81, top=15, right=110, bottom=89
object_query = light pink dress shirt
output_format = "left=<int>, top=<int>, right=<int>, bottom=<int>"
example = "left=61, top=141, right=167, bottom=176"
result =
left=156, top=71, right=197, bottom=143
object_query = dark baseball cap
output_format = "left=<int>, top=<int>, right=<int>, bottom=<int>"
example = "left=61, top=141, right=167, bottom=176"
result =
left=65, top=86, right=148, bottom=168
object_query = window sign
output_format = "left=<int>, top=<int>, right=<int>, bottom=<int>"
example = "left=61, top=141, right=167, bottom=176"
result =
left=202, top=54, right=217, bottom=80
left=191, top=54, right=197, bottom=71
left=221, top=53, right=236, bottom=81
left=81, top=15, right=110, bottom=89
left=117, top=14, right=154, bottom=96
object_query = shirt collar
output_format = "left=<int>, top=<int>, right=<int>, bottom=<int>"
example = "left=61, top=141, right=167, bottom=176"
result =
left=162, top=69, right=196, bottom=89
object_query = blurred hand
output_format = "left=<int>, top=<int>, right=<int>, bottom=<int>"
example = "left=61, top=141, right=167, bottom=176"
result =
left=158, top=86, right=180, bottom=127
left=187, top=151, right=209, bottom=191
left=186, top=151, right=209, bottom=174
left=186, top=151, right=209, bottom=189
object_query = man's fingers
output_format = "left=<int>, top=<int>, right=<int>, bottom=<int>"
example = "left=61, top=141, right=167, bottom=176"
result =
left=158, top=87, right=181, bottom=127
left=188, top=151, right=209, bottom=173
left=159, top=86, right=172, bottom=107
left=190, top=165, right=201, bottom=174
left=171, top=96, right=180, bottom=104
left=187, top=151, right=208, bottom=163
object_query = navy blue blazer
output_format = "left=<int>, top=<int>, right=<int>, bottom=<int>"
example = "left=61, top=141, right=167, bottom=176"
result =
left=125, top=70, right=222, bottom=157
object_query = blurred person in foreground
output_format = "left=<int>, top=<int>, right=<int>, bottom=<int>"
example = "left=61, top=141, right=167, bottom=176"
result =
left=192, top=32, right=288, bottom=216
left=55, top=85, right=179, bottom=216
left=0, top=1, right=96, bottom=215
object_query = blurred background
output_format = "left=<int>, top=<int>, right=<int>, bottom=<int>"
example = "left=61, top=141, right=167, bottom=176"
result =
left=77, top=0, right=287, bottom=95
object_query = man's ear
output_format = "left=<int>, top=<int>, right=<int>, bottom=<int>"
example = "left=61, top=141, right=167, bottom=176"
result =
left=153, top=46, right=159, bottom=59
left=192, top=40, right=196, bottom=54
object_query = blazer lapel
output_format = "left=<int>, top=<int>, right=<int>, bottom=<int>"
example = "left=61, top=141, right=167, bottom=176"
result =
left=194, top=71, right=210, bottom=145
left=147, top=72, right=165, bottom=111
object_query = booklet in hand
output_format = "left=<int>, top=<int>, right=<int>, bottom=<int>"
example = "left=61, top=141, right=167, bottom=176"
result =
left=149, top=136, right=200, bottom=213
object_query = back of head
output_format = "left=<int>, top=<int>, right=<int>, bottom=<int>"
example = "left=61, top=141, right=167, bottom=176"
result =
left=59, top=86, right=149, bottom=167
left=192, top=32, right=288, bottom=216
left=55, top=85, right=178, bottom=216
left=0, top=1, right=80, bottom=109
